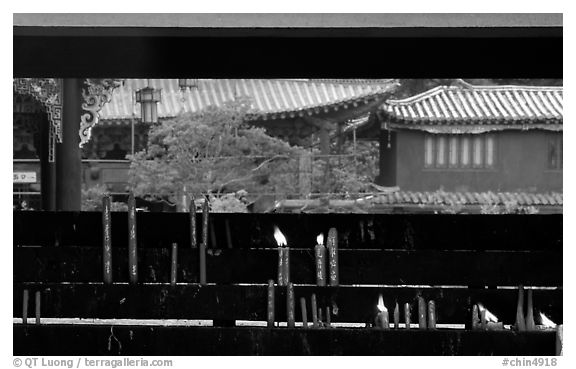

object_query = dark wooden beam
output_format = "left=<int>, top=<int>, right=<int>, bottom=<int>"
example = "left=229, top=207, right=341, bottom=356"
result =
left=14, top=247, right=562, bottom=287
left=13, top=324, right=557, bottom=356
left=13, top=283, right=563, bottom=324
left=13, top=212, right=563, bottom=251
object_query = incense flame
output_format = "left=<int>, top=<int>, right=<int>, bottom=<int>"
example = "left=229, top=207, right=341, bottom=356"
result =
left=377, top=294, right=387, bottom=312
left=477, top=303, right=498, bottom=322
left=317, top=233, right=324, bottom=246
left=273, top=226, right=287, bottom=247
left=540, top=312, right=557, bottom=328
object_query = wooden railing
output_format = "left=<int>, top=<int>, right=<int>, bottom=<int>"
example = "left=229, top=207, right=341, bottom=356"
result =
left=13, top=211, right=562, bottom=355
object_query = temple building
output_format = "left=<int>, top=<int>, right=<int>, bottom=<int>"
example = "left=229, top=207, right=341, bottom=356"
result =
left=13, top=79, right=397, bottom=208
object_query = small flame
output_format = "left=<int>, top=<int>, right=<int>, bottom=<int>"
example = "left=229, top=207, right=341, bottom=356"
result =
left=477, top=303, right=499, bottom=322
left=317, top=233, right=324, bottom=245
left=377, top=294, right=387, bottom=312
left=540, top=312, right=557, bottom=328
left=273, top=226, right=287, bottom=247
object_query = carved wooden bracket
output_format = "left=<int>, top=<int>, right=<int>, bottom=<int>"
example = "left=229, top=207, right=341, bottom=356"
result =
left=13, top=78, right=63, bottom=162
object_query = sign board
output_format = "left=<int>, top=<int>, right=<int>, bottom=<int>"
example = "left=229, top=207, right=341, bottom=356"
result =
left=13, top=172, right=37, bottom=183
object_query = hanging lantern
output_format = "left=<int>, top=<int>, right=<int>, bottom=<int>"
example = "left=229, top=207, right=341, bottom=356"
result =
left=135, top=86, right=162, bottom=124
left=178, top=79, right=199, bottom=90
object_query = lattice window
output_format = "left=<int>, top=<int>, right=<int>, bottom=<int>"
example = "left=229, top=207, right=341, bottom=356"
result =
left=548, top=133, right=563, bottom=170
left=424, top=134, right=496, bottom=169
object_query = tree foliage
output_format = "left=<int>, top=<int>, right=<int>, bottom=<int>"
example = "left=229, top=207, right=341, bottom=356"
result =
left=128, top=98, right=308, bottom=205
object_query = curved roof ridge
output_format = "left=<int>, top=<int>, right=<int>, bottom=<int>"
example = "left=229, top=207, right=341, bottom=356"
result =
left=386, top=83, right=562, bottom=106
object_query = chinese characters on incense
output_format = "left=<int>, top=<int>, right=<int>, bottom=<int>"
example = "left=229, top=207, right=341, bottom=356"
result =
left=102, top=195, right=113, bottom=284
left=128, top=193, right=138, bottom=284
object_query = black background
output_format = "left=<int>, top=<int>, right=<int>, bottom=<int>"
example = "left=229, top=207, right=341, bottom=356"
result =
left=13, top=27, right=562, bottom=78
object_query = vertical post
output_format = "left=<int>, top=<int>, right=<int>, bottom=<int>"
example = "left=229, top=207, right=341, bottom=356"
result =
left=267, top=280, right=275, bottom=328
left=376, top=123, right=397, bottom=187
left=319, top=125, right=331, bottom=194
left=22, top=289, right=29, bottom=325
left=131, top=116, right=135, bottom=156
left=404, top=303, right=411, bottom=329
left=199, top=199, right=208, bottom=284
left=311, top=294, right=318, bottom=328
left=283, top=247, right=290, bottom=285
left=418, top=297, right=427, bottom=329
left=225, top=219, right=233, bottom=249
left=128, top=193, right=138, bottom=284
left=170, top=242, right=178, bottom=286
left=298, top=152, right=312, bottom=197
left=525, top=289, right=536, bottom=331
left=393, top=302, right=400, bottom=329
left=327, top=228, right=339, bottom=286
left=428, top=300, right=437, bottom=329
left=515, top=285, right=526, bottom=331
left=287, top=283, right=295, bottom=328
left=39, top=115, right=56, bottom=211
left=300, top=298, right=308, bottom=328
left=189, top=196, right=197, bottom=248
left=56, top=78, right=83, bottom=211
left=35, top=291, right=41, bottom=325
left=102, top=195, right=113, bottom=284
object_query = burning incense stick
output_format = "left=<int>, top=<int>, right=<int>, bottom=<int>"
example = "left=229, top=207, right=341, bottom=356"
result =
left=311, top=294, right=318, bottom=328
left=189, top=196, right=197, bottom=248
left=327, top=228, right=339, bottom=286
left=525, top=289, right=536, bottom=331
left=267, top=280, right=275, bottom=328
left=22, top=289, right=29, bottom=325
left=287, top=283, right=295, bottom=328
left=428, top=300, right=437, bottom=329
left=515, top=285, right=526, bottom=331
left=300, top=297, right=308, bottom=328
left=318, top=307, right=323, bottom=327
left=170, top=242, right=178, bottom=286
left=200, top=199, right=208, bottom=284
left=394, top=302, right=400, bottom=329
left=404, top=303, right=411, bottom=329
left=102, top=195, right=113, bottom=284
left=418, top=297, right=427, bottom=329
left=274, top=226, right=289, bottom=286
left=314, top=233, right=326, bottom=286
left=35, top=291, right=41, bottom=325
left=376, top=295, right=389, bottom=329
left=472, top=304, right=481, bottom=330
left=128, top=193, right=138, bottom=284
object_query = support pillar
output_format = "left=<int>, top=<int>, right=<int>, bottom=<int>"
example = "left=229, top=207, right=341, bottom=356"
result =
left=375, top=126, right=397, bottom=187
left=319, top=126, right=331, bottom=194
left=39, top=115, right=56, bottom=211
left=56, top=78, right=83, bottom=211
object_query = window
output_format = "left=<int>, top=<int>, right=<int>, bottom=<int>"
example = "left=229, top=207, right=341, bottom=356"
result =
left=424, top=134, right=496, bottom=169
left=548, top=134, right=562, bottom=170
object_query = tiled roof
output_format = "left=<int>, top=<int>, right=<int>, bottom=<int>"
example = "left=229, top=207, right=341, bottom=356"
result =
left=381, top=83, right=563, bottom=126
left=100, top=79, right=397, bottom=123
left=372, top=191, right=562, bottom=207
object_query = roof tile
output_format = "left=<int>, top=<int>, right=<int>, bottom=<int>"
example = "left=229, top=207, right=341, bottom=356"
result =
left=382, top=83, right=562, bottom=125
